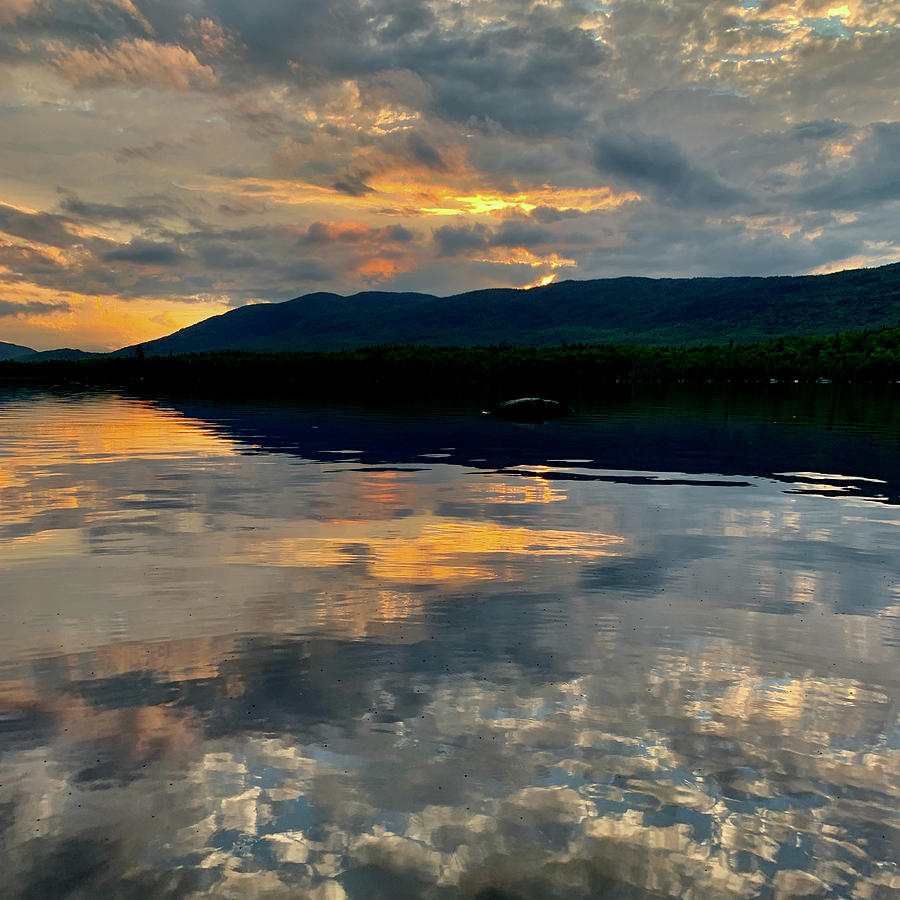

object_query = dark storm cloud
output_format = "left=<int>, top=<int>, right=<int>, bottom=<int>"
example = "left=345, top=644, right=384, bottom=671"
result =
left=406, top=132, right=445, bottom=171
left=0, top=216, right=331, bottom=301
left=275, top=257, right=333, bottom=284
left=300, top=222, right=415, bottom=245
left=380, top=224, right=414, bottom=243
left=121, top=0, right=609, bottom=135
left=434, top=221, right=559, bottom=257
left=114, top=140, right=173, bottom=162
left=0, top=203, right=80, bottom=248
left=402, top=22, right=607, bottom=134
left=0, top=243, right=64, bottom=275
left=433, top=223, right=491, bottom=257
left=57, top=190, right=185, bottom=225
left=578, top=201, right=887, bottom=279
left=304, top=222, right=356, bottom=244
left=332, top=173, right=374, bottom=197
left=1, top=0, right=149, bottom=43
left=529, top=206, right=584, bottom=225
left=593, top=132, right=746, bottom=209
left=799, top=122, right=900, bottom=209
left=102, top=238, right=186, bottom=265
left=165, top=224, right=335, bottom=290
left=0, top=299, right=70, bottom=316
left=790, top=119, right=851, bottom=142
left=196, top=242, right=262, bottom=270
left=493, top=222, right=555, bottom=248
left=376, top=3, right=436, bottom=41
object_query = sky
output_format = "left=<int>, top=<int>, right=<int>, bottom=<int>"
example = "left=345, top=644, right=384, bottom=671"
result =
left=1, top=0, right=899, bottom=350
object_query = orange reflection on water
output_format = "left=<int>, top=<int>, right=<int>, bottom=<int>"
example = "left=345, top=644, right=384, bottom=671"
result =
left=356, top=469, right=421, bottom=509
left=29, top=399, right=229, bottom=461
left=236, top=517, right=624, bottom=583
left=311, top=588, right=433, bottom=641
left=473, top=477, right=567, bottom=505
left=0, top=675, right=198, bottom=758
left=0, top=635, right=245, bottom=755
left=0, top=397, right=233, bottom=531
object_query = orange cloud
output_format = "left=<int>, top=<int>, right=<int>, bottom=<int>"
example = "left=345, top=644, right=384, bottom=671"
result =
left=472, top=248, right=576, bottom=269
left=304, top=221, right=378, bottom=242
left=0, top=0, right=38, bottom=24
left=355, top=256, right=415, bottom=282
left=181, top=15, right=237, bottom=57
left=51, top=39, right=218, bottom=90
left=94, top=0, right=156, bottom=35
left=382, top=181, right=641, bottom=217
left=195, top=175, right=639, bottom=221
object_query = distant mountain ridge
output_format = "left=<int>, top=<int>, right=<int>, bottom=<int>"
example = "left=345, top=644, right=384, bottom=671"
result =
left=118, top=262, right=900, bottom=356
left=0, top=340, right=36, bottom=360
left=24, top=348, right=100, bottom=361
left=6, top=262, right=900, bottom=360
left=0, top=341, right=100, bottom=362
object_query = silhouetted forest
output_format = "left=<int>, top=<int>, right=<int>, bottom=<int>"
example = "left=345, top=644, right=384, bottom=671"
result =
left=3, top=326, right=900, bottom=403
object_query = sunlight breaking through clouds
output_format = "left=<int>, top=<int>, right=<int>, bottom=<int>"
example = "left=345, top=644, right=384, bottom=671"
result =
left=0, top=0, right=897, bottom=348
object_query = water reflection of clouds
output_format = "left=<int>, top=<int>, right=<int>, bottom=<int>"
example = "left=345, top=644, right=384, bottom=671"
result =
left=2, top=629, right=899, bottom=898
left=236, top=519, right=625, bottom=585
left=1, top=394, right=899, bottom=897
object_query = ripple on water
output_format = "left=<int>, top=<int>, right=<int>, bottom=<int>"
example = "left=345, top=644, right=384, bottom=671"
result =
left=0, top=389, right=898, bottom=898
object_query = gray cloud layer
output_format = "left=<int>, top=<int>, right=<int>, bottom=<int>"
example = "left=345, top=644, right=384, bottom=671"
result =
left=1, top=0, right=899, bottom=347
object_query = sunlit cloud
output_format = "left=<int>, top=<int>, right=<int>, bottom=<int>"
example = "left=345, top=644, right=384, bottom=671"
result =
left=0, top=0, right=40, bottom=24
left=355, top=255, right=416, bottom=282
left=412, top=185, right=640, bottom=217
left=0, top=0, right=896, bottom=348
left=472, top=248, right=576, bottom=269
left=195, top=176, right=638, bottom=220
left=49, top=39, right=218, bottom=90
left=523, top=272, right=559, bottom=289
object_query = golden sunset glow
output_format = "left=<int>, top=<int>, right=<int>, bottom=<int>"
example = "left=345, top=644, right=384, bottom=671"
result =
left=0, top=0, right=896, bottom=350
left=192, top=175, right=640, bottom=220
left=0, top=397, right=232, bottom=518
left=234, top=517, right=624, bottom=584
left=355, top=255, right=416, bottom=280
left=0, top=271, right=231, bottom=350
left=472, top=248, right=576, bottom=269
left=405, top=183, right=641, bottom=217
left=3, top=2, right=900, bottom=893
left=523, top=272, right=559, bottom=289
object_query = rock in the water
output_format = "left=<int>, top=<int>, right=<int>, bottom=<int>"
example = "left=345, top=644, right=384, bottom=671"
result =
left=491, top=397, right=569, bottom=422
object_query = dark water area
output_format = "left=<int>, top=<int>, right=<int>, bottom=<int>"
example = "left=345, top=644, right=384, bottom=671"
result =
left=171, top=383, right=900, bottom=503
left=1, top=386, right=899, bottom=899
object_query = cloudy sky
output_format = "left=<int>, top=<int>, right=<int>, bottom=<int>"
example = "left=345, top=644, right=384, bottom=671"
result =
left=1, top=0, right=899, bottom=350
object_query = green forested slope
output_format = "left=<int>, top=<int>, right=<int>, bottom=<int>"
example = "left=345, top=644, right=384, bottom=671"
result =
left=118, top=262, right=900, bottom=355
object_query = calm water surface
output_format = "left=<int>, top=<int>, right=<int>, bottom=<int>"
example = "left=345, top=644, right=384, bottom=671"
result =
left=1, top=388, right=899, bottom=899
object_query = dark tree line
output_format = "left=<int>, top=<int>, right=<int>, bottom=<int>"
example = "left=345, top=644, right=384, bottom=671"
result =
left=3, top=326, right=900, bottom=403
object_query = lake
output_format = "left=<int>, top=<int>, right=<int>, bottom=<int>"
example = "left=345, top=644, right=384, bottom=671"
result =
left=1, top=386, right=899, bottom=899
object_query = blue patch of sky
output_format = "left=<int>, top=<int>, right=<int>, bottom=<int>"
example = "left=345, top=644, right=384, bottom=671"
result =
left=803, top=16, right=853, bottom=38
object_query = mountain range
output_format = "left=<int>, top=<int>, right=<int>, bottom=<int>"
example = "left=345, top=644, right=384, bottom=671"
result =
left=115, top=262, right=900, bottom=355
left=5, top=262, right=900, bottom=359
left=0, top=342, right=99, bottom=361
